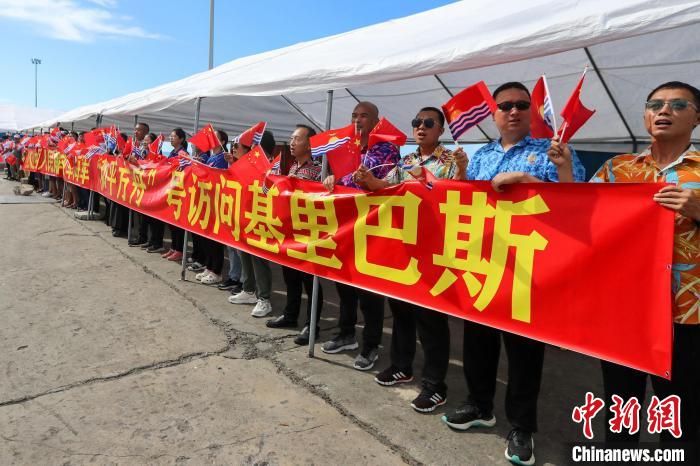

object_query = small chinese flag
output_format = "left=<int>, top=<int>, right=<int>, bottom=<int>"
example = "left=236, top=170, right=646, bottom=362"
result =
left=367, top=117, right=407, bottom=149
left=40, top=135, right=50, bottom=149
left=83, top=129, right=104, bottom=148
left=558, top=70, right=596, bottom=144
left=115, top=131, right=125, bottom=154
left=530, top=75, right=557, bottom=138
left=147, top=134, right=164, bottom=161
left=232, top=145, right=271, bottom=181
left=123, top=136, right=133, bottom=156
left=188, top=123, right=221, bottom=153
left=235, top=121, right=267, bottom=148
left=309, top=123, right=361, bottom=180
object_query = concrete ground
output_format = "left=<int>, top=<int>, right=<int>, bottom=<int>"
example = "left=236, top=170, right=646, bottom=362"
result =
left=0, top=177, right=612, bottom=465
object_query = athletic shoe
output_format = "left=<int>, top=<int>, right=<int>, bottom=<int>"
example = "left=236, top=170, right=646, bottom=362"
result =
left=321, top=334, right=359, bottom=354
left=187, top=262, right=205, bottom=272
left=228, top=290, right=258, bottom=304
left=251, top=298, right=272, bottom=317
left=146, top=245, right=165, bottom=253
left=293, top=326, right=320, bottom=345
left=410, top=388, right=446, bottom=413
left=217, top=278, right=240, bottom=290
left=195, top=270, right=210, bottom=281
left=505, top=429, right=535, bottom=466
left=441, top=402, right=496, bottom=431
left=139, top=242, right=153, bottom=250
left=161, top=249, right=174, bottom=258
left=353, top=347, right=379, bottom=371
left=266, top=315, right=298, bottom=329
left=128, top=238, right=148, bottom=247
left=200, top=272, right=221, bottom=285
left=374, top=366, right=413, bottom=386
left=167, top=251, right=183, bottom=262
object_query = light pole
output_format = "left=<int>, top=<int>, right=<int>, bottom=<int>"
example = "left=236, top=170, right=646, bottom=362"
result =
left=31, top=58, right=41, bottom=107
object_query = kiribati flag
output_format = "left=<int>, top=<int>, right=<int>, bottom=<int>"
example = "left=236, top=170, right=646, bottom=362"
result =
left=309, top=123, right=356, bottom=158
left=441, top=81, right=497, bottom=140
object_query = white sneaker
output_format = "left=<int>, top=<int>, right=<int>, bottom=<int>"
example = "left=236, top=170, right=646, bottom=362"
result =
left=41, top=192, right=53, bottom=198
left=228, top=290, right=258, bottom=305
left=195, top=269, right=210, bottom=281
left=251, top=298, right=272, bottom=317
left=201, top=272, right=221, bottom=285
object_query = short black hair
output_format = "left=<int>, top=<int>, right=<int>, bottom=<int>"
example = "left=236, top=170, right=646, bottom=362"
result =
left=136, top=122, right=150, bottom=132
left=647, top=81, right=700, bottom=109
left=215, top=129, right=228, bottom=147
left=493, top=82, right=531, bottom=100
left=172, top=127, right=188, bottom=151
left=417, top=106, right=445, bottom=127
left=260, top=130, right=276, bottom=156
left=295, top=124, right=316, bottom=138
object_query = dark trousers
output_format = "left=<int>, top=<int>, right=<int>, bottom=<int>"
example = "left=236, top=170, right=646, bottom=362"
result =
left=192, top=233, right=204, bottom=264
left=282, top=266, right=323, bottom=327
left=601, top=323, right=699, bottom=452
left=169, top=225, right=184, bottom=252
left=201, top=236, right=224, bottom=275
left=335, top=282, right=384, bottom=350
left=132, top=211, right=148, bottom=242
left=109, top=202, right=128, bottom=232
left=149, top=219, right=164, bottom=248
left=388, top=298, right=450, bottom=393
left=77, top=187, right=89, bottom=209
left=462, top=320, right=545, bottom=433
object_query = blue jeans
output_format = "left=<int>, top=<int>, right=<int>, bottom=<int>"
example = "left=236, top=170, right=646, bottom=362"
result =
left=227, top=246, right=242, bottom=282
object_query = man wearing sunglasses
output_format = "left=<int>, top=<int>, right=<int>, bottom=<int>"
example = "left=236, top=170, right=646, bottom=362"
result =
left=591, top=81, right=700, bottom=455
left=442, top=81, right=585, bottom=466
left=354, top=106, right=467, bottom=413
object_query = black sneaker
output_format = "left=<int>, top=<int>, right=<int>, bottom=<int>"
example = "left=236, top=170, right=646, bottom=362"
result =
left=411, top=388, right=446, bottom=413
left=293, top=326, right=320, bottom=346
left=441, top=402, right=496, bottom=431
left=353, top=347, right=379, bottom=371
left=146, top=244, right=165, bottom=253
left=266, top=315, right=298, bottom=329
left=505, top=429, right=535, bottom=466
left=375, top=366, right=413, bottom=386
left=139, top=242, right=153, bottom=249
left=217, top=278, right=240, bottom=291
left=128, top=238, right=148, bottom=247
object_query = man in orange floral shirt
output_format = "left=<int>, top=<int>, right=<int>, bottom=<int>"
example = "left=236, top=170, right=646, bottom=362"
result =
left=592, top=81, right=699, bottom=452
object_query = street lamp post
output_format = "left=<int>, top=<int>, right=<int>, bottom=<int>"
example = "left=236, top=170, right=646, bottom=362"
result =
left=31, top=58, right=41, bottom=107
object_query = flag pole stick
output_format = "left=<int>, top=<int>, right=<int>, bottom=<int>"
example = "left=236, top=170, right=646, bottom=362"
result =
left=308, top=89, right=333, bottom=358
left=542, top=74, right=558, bottom=134
left=181, top=97, right=202, bottom=281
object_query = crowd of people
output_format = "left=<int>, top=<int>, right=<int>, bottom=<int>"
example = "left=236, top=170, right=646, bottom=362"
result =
left=3, top=80, right=698, bottom=465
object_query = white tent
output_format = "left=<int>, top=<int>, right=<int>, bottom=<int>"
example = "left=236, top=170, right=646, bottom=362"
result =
left=30, top=0, right=700, bottom=152
left=0, top=104, right=63, bottom=132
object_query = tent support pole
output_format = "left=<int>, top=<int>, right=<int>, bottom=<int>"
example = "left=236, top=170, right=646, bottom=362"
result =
left=344, top=88, right=361, bottom=103
left=308, top=89, right=333, bottom=358
left=434, top=74, right=492, bottom=142
left=584, top=47, right=637, bottom=153
left=181, top=97, right=202, bottom=281
left=280, top=95, right=324, bottom=131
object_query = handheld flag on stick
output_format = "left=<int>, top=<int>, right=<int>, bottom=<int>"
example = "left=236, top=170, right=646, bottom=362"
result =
left=530, top=75, right=557, bottom=138
left=232, top=145, right=271, bottom=181
left=147, top=134, right=164, bottom=161
left=233, top=121, right=267, bottom=148
left=309, top=123, right=362, bottom=180
left=367, top=117, right=407, bottom=150
left=189, top=123, right=221, bottom=153
left=441, top=81, right=497, bottom=141
left=558, top=68, right=596, bottom=144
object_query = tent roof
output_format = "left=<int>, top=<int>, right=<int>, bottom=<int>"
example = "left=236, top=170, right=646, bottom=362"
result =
left=1, top=104, right=63, bottom=132
left=31, top=0, right=700, bottom=150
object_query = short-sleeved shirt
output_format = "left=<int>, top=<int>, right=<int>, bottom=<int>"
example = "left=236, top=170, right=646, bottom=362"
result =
left=338, top=141, right=400, bottom=189
left=271, top=157, right=322, bottom=182
left=206, top=151, right=228, bottom=169
left=591, top=145, right=700, bottom=324
left=384, top=144, right=455, bottom=184
left=467, top=135, right=586, bottom=182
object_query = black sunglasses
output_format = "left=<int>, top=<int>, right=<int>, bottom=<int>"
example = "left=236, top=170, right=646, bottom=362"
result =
left=411, top=117, right=437, bottom=129
left=645, top=99, right=698, bottom=112
left=497, top=100, right=531, bottom=112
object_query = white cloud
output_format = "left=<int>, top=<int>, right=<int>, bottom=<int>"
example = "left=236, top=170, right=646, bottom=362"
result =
left=0, top=0, right=165, bottom=42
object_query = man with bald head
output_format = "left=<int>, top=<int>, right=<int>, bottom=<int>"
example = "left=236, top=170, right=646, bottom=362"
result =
left=321, top=101, right=400, bottom=371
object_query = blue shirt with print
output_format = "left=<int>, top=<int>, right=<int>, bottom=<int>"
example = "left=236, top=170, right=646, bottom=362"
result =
left=467, top=135, right=586, bottom=182
left=206, top=151, right=228, bottom=169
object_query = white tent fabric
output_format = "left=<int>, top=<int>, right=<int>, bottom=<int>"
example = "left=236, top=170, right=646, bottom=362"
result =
left=30, top=0, right=700, bottom=151
left=0, top=104, right=63, bottom=132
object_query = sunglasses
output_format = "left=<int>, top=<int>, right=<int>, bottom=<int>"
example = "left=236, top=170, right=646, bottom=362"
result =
left=645, top=99, right=698, bottom=112
left=497, top=100, right=531, bottom=112
left=411, top=117, right=438, bottom=129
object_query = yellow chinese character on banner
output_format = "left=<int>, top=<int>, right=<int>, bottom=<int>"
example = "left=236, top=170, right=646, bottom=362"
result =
left=244, top=180, right=284, bottom=252
left=166, top=170, right=186, bottom=220
left=354, top=192, right=422, bottom=285
left=78, top=157, right=91, bottom=186
left=187, top=174, right=213, bottom=230
left=213, top=174, right=242, bottom=240
left=116, top=166, right=131, bottom=201
left=128, top=167, right=152, bottom=207
left=287, top=190, right=342, bottom=269
left=430, top=190, right=549, bottom=323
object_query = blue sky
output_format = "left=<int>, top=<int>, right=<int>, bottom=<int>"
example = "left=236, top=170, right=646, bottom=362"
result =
left=0, top=0, right=458, bottom=112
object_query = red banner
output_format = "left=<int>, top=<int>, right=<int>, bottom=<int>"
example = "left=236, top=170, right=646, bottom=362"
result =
left=21, top=149, right=675, bottom=377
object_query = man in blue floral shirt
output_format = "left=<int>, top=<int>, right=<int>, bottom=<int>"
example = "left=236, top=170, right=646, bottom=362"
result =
left=443, top=82, right=585, bottom=466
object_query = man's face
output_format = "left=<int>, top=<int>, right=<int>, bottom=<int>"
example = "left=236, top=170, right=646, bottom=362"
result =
left=134, top=124, right=147, bottom=141
left=413, top=110, right=444, bottom=147
left=289, top=127, right=310, bottom=158
left=493, top=88, right=531, bottom=139
left=644, top=88, right=700, bottom=141
left=352, top=104, right=379, bottom=136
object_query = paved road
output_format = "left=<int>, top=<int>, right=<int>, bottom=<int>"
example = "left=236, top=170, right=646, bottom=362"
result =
left=0, top=178, right=617, bottom=465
